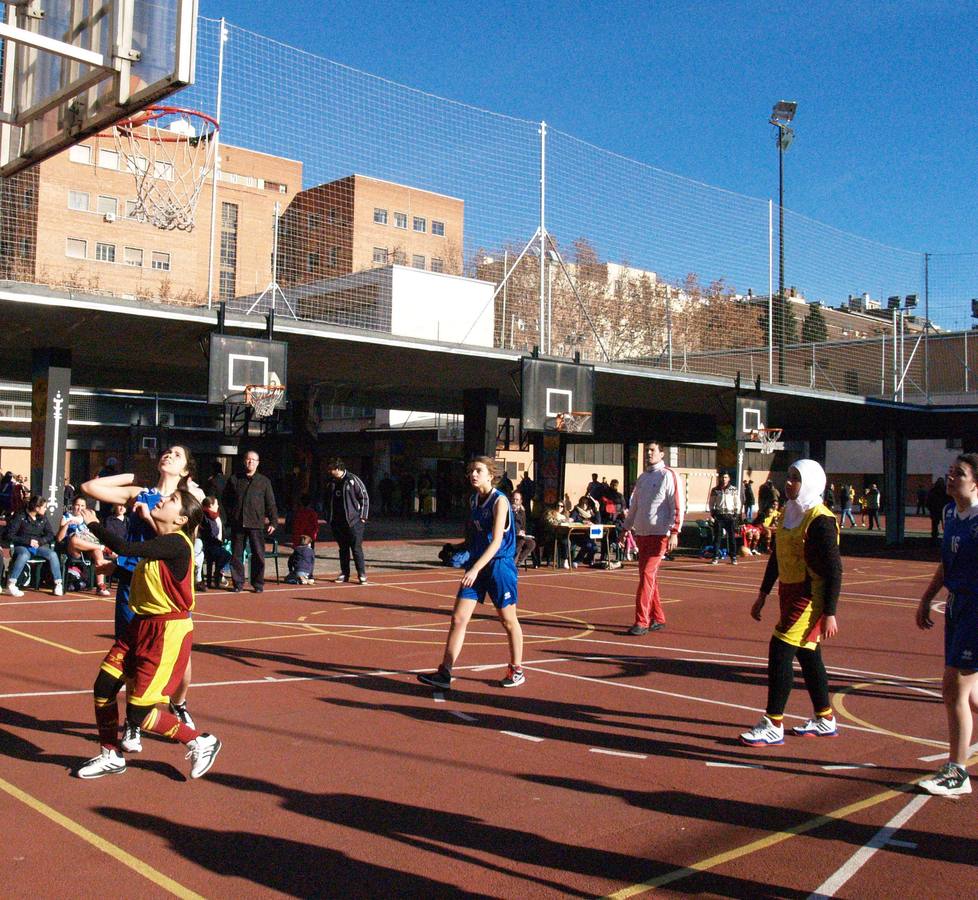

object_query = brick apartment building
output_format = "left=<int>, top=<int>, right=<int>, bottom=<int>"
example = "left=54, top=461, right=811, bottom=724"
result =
left=0, top=138, right=303, bottom=305
left=277, top=174, right=464, bottom=287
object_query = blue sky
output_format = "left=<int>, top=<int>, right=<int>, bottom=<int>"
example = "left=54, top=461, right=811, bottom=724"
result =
left=198, top=0, right=976, bottom=253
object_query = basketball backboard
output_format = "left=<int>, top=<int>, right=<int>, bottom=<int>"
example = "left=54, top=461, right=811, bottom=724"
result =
left=208, top=333, right=288, bottom=405
left=521, top=356, right=595, bottom=435
left=0, top=0, right=199, bottom=177
left=734, top=396, right=768, bottom=441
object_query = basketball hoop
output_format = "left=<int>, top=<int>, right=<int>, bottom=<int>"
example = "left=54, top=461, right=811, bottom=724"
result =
left=750, top=427, right=784, bottom=454
left=551, top=411, right=592, bottom=434
left=245, top=384, right=286, bottom=419
left=112, top=106, right=219, bottom=231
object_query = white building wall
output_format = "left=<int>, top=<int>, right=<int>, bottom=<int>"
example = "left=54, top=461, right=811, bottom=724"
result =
left=389, top=266, right=494, bottom=346
left=826, top=438, right=957, bottom=479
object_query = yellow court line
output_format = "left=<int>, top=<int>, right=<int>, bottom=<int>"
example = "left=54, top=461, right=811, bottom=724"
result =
left=0, top=624, right=86, bottom=655
left=833, top=682, right=947, bottom=748
left=0, top=774, right=204, bottom=899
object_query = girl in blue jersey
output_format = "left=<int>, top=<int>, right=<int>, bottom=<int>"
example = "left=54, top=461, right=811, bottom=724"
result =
left=418, top=456, right=525, bottom=690
left=917, top=453, right=978, bottom=796
left=82, top=446, right=204, bottom=750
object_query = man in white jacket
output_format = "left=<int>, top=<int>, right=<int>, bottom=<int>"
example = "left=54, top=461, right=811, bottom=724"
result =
left=622, top=441, right=684, bottom=635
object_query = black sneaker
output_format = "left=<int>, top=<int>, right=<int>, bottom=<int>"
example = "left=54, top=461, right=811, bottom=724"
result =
left=627, top=625, right=649, bottom=635
left=334, top=575, right=349, bottom=584
left=417, top=668, right=452, bottom=690
left=500, top=666, right=525, bottom=688
left=649, top=622, right=666, bottom=632
left=919, top=763, right=971, bottom=796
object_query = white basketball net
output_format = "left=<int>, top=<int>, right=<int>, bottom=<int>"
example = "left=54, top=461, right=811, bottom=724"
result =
left=751, top=427, right=783, bottom=454
left=245, top=385, right=285, bottom=419
left=555, top=412, right=592, bottom=433
left=114, top=107, right=219, bottom=231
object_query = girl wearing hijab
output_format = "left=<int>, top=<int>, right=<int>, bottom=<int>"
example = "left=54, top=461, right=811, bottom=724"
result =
left=740, top=459, right=843, bottom=746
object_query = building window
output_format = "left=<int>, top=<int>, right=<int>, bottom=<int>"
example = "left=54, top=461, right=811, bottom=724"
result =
left=327, top=207, right=338, bottom=224
left=124, top=246, right=143, bottom=267
left=431, top=257, right=444, bottom=273
left=432, top=220, right=445, bottom=237
left=68, top=144, right=92, bottom=164
left=97, top=195, right=118, bottom=217
left=307, top=252, right=319, bottom=273
left=153, top=160, right=174, bottom=182
left=66, top=238, right=87, bottom=259
left=412, top=254, right=425, bottom=269
left=125, top=199, right=147, bottom=222
left=151, top=251, right=171, bottom=271
left=68, top=190, right=90, bottom=212
left=394, top=212, right=407, bottom=229
left=373, top=208, right=387, bottom=225
left=413, top=216, right=426, bottom=233
left=98, top=149, right=119, bottom=170
left=393, top=250, right=406, bottom=265
left=219, top=202, right=239, bottom=301
left=372, top=247, right=388, bottom=265
left=95, top=242, right=116, bottom=263
left=328, top=246, right=338, bottom=267
left=307, top=212, right=320, bottom=230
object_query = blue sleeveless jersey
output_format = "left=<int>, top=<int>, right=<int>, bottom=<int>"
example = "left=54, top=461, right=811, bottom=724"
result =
left=942, top=502, right=978, bottom=601
left=468, top=489, right=515, bottom=562
left=117, top=487, right=164, bottom=571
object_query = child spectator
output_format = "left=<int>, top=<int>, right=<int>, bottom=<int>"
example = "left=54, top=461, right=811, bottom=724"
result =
left=291, top=494, right=319, bottom=549
left=286, top=534, right=316, bottom=584
left=56, top=497, right=114, bottom=595
left=200, top=496, right=232, bottom=589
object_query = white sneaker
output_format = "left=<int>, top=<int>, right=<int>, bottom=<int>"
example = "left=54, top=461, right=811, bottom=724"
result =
left=7, top=580, right=24, bottom=598
left=187, top=733, right=222, bottom=779
left=169, top=702, right=196, bottom=730
left=919, top=762, right=972, bottom=796
left=740, top=716, right=785, bottom=746
left=792, top=715, right=838, bottom=737
left=53, top=580, right=64, bottom=597
left=76, top=747, right=126, bottom=779
left=120, top=723, right=142, bottom=753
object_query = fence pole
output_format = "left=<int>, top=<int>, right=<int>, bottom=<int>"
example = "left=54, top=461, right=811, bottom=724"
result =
left=206, top=19, right=227, bottom=309
left=924, top=252, right=930, bottom=402
left=768, top=199, right=773, bottom=384
left=539, top=121, right=547, bottom=354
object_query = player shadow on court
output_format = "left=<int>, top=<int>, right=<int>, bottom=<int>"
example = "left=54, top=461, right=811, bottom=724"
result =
left=520, top=777, right=978, bottom=869
left=194, top=775, right=666, bottom=895
left=95, top=806, right=489, bottom=898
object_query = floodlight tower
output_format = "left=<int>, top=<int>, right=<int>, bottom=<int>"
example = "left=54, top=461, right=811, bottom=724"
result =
left=770, top=100, right=797, bottom=384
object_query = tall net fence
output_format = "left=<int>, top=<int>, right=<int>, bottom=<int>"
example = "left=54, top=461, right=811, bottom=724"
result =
left=1, top=15, right=975, bottom=402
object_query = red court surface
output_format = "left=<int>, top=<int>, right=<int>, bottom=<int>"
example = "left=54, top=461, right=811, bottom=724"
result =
left=1, top=551, right=976, bottom=898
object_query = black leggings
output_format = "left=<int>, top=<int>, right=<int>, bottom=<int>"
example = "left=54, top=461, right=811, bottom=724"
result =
left=94, top=669, right=153, bottom=728
left=766, top=636, right=830, bottom=717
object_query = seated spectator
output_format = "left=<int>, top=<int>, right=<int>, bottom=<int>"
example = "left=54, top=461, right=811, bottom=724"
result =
left=291, top=494, right=319, bottom=549
left=6, top=493, right=62, bottom=596
left=740, top=522, right=762, bottom=556
left=102, top=502, right=127, bottom=544
left=200, top=496, right=232, bottom=588
left=56, top=497, right=114, bottom=595
left=285, top=534, right=316, bottom=584
left=544, top=503, right=573, bottom=568
left=569, top=495, right=598, bottom=566
left=512, top=491, right=537, bottom=567
left=753, top=499, right=781, bottom=553
left=0, top=471, right=13, bottom=518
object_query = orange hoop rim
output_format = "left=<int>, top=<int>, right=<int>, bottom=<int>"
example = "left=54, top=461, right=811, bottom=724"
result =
left=113, top=105, right=220, bottom=142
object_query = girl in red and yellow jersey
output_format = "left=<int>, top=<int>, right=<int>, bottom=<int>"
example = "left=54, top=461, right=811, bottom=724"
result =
left=74, top=490, right=222, bottom=780
left=740, top=459, right=843, bottom=746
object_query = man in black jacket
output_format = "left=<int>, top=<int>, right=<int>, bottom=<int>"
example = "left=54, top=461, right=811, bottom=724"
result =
left=222, top=450, right=278, bottom=593
left=326, top=457, right=369, bottom=584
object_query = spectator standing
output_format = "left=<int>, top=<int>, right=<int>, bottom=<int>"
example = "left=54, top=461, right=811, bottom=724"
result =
left=378, top=473, right=395, bottom=516
left=623, top=441, right=683, bottom=635
left=200, top=497, right=231, bottom=588
left=864, top=483, right=882, bottom=530
left=222, top=450, right=278, bottom=594
left=291, top=494, right=319, bottom=549
left=927, top=477, right=950, bottom=546
left=916, top=485, right=928, bottom=517
left=511, top=491, right=536, bottom=567
left=839, top=483, right=856, bottom=528
left=742, top=478, right=756, bottom=522
left=758, top=478, right=780, bottom=518
left=326, top=458, right=370, bottom=585
left=496, top=470, right=514, bottom=496
left=398, top=470, right=415, bottom=517
left=709, top=471, right=740, bottom=565
left=0, top=471, right=13, bottom=517
left=823, top=483, right=836, bottom=512
left=516, top=472, right=536, bottom=514
left=62, top=475, right=76, bottom=510
left=203, top=462, right=227, bottom=523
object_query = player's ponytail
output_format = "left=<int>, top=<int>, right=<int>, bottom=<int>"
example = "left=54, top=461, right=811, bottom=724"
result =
left=175, top=490, right=204, bottom=538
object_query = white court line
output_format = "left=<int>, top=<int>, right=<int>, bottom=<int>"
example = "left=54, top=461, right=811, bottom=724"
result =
left=705, top=762, right=763, bottom=769
left=919, top=740, right=978, bottom=762
left=433, top=692, right=446, bottom=703
left=451, top=711, right=478, bottom=722
left=589, top=748, right=647, bottom=760
left=821, top=763, right=878, bottom=771
left=501, top=731, right=544, bottom=743
left=887, top=839, right=917, bottom=849
left=808, top=794, right=929, bottom=899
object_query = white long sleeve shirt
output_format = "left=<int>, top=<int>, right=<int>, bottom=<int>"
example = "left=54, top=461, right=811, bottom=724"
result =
left=623, top=461, right=684, bottom=536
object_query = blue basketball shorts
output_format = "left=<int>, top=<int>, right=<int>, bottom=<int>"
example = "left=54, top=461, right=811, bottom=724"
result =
left=945, top=591, right=978, bottom=670
left=457, top=558, right=518, bottom=608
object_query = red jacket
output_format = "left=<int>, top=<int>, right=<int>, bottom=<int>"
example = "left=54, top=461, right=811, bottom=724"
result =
left=291, top=507, right=319, bottom=546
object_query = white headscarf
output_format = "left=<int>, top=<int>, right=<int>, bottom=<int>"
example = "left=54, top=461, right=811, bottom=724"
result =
left=782, top=458, right=826, bottom=530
